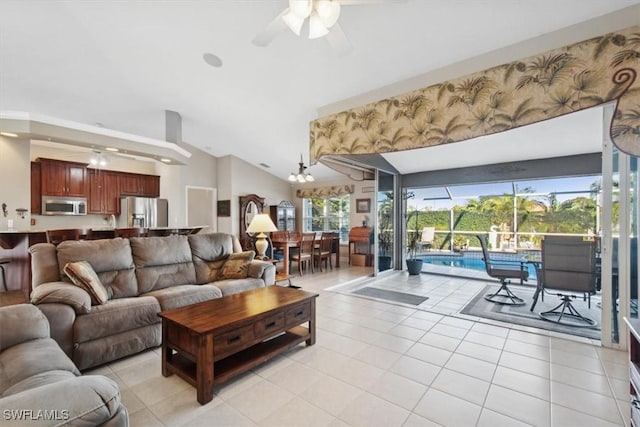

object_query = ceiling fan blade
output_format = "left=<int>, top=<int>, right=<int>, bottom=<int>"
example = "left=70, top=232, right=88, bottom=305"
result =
left=326, top=22, right=353, bottom=56
left=251, top=9, right=289, bottom=47
left=338, top=0, right=406, bottom=5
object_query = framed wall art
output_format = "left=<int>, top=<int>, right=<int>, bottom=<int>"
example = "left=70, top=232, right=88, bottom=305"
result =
left=217, top=200, right=230, bottom=217
left=356, top=198, right=371, bottom=213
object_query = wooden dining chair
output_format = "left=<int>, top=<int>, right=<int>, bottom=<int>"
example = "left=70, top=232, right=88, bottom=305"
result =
left=46, top=229, right=82, bottom=246
left=114, top=227, right=148, bottom=238
left=290, top=232, right=315, bottom=275
left=314, top=232, right=335, bottom=272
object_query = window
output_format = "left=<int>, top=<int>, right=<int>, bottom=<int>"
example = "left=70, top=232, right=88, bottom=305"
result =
left=302, top=196, right=350, bottom=243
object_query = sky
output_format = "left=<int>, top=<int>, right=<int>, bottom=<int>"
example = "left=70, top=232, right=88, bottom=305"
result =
left=408, top=175, right=602, bottom=211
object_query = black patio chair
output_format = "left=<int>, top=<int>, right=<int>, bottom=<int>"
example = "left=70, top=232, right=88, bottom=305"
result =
left=534, top=236, right=597, bottom=327
left=477, top=235, right=529, bottom=306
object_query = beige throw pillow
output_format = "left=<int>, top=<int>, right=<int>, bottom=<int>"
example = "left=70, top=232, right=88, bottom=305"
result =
left=63, top=261, right=109, bottom=305
left=219, top=251, right=255, bottom=280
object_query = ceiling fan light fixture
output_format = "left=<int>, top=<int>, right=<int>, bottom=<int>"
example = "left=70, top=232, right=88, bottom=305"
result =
left=315, top=0, right=341, bottom=28
left=308, top=12, right=329, bottom=39
left=283, top=9, right=305, bottom=36
left=289, top=0, right=313, bottom=18
left=288, top=173, right=297, bottom=182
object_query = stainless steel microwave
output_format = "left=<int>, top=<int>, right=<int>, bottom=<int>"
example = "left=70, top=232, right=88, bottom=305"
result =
left=42, top=196, right=87, bottom=216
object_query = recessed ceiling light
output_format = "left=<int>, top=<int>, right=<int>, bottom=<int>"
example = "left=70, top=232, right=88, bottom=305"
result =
left=105, top=147, right=119, bottom=152
left=203, top=52, right=223, bottom=68
left=160, top=158, right=171, bottom=163
left=0, top=132, right=18, bottom=138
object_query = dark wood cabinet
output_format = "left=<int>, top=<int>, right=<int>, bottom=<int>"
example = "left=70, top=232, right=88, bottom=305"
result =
left=141, top=175, right=160, bottom=197
left=38, top=158, right=87, bottom=197
left=31, top=162, right=41, bottom=214
left=120, top=172, right=159, bottom=197
left=31, top=158, right=160, bottom=215
left=626, top=318, right=640, bottom=426
left=269, top=201, right=295, bottom=231
left=88, top=169, right=120, bottom=214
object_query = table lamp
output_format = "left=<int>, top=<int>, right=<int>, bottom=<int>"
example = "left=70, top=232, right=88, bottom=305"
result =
left=246, top=214, right=278, bottom=260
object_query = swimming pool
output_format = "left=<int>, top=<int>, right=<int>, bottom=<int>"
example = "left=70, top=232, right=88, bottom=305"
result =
left=420, top=253, right=538, bottom=280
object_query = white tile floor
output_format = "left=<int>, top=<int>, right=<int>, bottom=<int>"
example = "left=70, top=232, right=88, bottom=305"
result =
left=87, top=265, right=629, bottom=426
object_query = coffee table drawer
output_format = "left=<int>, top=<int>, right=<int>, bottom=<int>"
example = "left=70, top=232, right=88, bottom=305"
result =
left=285, top=302, right=311, bottom=327
left=214, top=325, right=254, bottom=359
left=254, top=312, right=285, bottom=338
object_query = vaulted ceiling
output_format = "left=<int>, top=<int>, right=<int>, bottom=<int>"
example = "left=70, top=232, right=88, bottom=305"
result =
left=1, top=0, right=637, bottom=182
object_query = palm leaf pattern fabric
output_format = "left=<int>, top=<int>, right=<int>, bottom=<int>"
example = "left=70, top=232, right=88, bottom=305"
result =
left=310, top=26, right=640, bottom=163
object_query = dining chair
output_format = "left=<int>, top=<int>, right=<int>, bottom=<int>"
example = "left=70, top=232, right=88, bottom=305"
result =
left=46, top=229, right=82, bottom=246
left=290, top=232, right=315, bottom=275
left=314, top=232, right=335, bottom=272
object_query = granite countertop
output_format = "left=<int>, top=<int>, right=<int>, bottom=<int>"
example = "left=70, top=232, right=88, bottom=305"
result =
left=0, top=226, right=206, bottom=234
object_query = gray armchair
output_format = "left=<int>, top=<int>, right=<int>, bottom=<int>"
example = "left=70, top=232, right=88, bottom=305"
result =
left=533, top=236, right=597, bottom=327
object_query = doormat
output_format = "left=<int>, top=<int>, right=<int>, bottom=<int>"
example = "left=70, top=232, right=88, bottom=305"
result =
left=352, top=287, right=429, bottom=305
left=461, top=285, right=600, bottom=340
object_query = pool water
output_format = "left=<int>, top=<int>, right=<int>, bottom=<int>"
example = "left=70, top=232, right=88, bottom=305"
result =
left=420, top=254, right=538, bottom=280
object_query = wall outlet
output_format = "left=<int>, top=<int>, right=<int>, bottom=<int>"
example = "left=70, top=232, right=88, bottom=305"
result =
left=30, top=218, right=36, bottom=226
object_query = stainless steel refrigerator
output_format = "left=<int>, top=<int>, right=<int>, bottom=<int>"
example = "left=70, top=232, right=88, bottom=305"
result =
left=118, top=197, right=168, bottom=228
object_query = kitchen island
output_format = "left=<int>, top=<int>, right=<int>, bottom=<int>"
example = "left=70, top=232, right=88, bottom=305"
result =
left=0, top=226, right=205, bottom=297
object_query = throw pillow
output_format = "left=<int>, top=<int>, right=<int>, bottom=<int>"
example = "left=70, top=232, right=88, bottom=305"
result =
left=219, top=251, right=255, bottom=280
left=63, top=261, right=109, bottom=305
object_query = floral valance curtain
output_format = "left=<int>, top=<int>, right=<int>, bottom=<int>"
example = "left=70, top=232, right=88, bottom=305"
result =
left=296, top=184, right=355, bottom=199
left=310, top=26, right=640, bottom=162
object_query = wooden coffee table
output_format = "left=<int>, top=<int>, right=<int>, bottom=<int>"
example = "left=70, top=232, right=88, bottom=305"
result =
left=158, top=286, right=318, bottom=404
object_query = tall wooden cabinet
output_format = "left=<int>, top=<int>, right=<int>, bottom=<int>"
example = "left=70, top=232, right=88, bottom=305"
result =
left=88, top=169, right=120, bottom=214
left=269, top=201, right=296, bottom=231
left=31, top=162, right=41, bottom=214
left=38, top=158, right=88, bottom=197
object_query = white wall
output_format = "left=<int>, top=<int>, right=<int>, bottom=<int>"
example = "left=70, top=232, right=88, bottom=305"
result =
left=217, top=155, right=293, bottom=235
left=157, top=142, right=217, bottom=228
left=0, top=136, right=31, bottom=230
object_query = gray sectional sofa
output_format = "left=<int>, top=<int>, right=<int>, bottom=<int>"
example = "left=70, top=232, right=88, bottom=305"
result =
left=29, top=233, right=275, bottom=370
left=0, top=304, right=128, bottom=426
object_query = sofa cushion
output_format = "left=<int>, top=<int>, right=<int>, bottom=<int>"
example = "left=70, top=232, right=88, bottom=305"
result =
left=3, top=370, right=76, bottom=397
left=73, top=297, right=160, bottom=344
left=142, top=285, right=222, bottom=311
left=0, top=338, right=80, bottom=395
left=0, top=304, right=50, bottom=352
left=0, top=375, right=122, bottom=426
left=130, top=236, right=197, bottom=294
left=213, top=277, right=266, bottom=296
left=56, top=238, right=138, bottom=299
left=189, top=233, right=235, bottom=284
left=30, top=282, right=92, bottom=314
left=219, top=251, right=255, bottom=280
left=64, top=261, right=109, bottom=305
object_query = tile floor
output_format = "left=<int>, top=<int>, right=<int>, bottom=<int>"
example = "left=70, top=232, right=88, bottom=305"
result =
left=87, top=265, right=630, bottom=426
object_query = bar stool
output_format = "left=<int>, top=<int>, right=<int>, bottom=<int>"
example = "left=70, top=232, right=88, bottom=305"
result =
left=0, top=258, right=10, bottom=292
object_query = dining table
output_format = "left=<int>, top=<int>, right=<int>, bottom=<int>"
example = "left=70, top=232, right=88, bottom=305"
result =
left=271, top=234, right=340, bottom=275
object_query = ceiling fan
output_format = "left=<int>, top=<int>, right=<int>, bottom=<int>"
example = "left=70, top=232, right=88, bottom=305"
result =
left=252, top=0, right=399, bottom=54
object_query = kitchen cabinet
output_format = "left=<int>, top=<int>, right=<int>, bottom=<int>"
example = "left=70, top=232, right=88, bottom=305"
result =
left=31, top=162, right=41, bottom=214
left=119, top=172, right=159, bottom=197
left=38, top=158, right=87, bottom=197
left=269, top=201, right=295, bottom=231
left=88, top=169, right=120, bottom=214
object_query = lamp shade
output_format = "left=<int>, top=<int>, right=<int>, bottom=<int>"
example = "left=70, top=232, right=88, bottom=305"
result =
left=246, top=214, right=278, bottom=233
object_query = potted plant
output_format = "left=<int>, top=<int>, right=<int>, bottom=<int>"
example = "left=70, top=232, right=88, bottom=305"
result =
left=405, top=209, right=423, bottom=275
left=378, top=230, right=393, bottom=271
left=406, top=228, right=423, bottom=275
